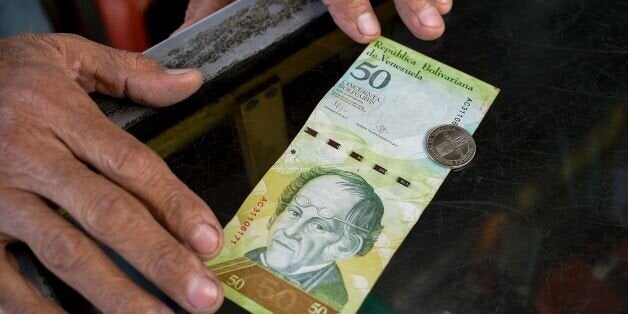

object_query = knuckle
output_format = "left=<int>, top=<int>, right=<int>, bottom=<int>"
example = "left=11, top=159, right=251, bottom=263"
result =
left=124, top=50, right=142, bottom=68
left=42, top=33, right=92, bottom=58
left=82, top=191, right=137, bottom=240
left=105, top=143, right=157, bottom=180
left=145, top=243, right=198, bottom=286
left=159, top=191, right=205, bottom=225
left=95, top=281, right=162, bottom=313
left=39, top=227, right=90, bottom=272
left=37, top=33, right=67, bottom=53
left=123, top=50, right=158, bottom=71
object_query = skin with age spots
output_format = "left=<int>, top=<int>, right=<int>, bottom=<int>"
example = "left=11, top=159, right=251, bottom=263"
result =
left=0, top=33, right=224, bottom=313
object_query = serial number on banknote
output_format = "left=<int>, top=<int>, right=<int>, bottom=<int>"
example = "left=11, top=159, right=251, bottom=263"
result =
left=452, top=97, right=473, bottom=126
left=230, top=196, right=268, bottom=245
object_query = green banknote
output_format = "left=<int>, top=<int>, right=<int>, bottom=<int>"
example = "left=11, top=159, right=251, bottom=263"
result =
left=207, top=36, right=499, bottom=313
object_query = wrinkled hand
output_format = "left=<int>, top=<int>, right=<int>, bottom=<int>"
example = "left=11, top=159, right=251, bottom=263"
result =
left=0, top=34, right=223, bottom=313
left=177, top=0, right=452, bottom=42
left=324, top=0, right=452, bottom=42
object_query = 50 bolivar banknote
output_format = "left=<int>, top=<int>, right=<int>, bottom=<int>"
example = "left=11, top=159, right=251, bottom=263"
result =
left=207, top=36, right=499, bottom=313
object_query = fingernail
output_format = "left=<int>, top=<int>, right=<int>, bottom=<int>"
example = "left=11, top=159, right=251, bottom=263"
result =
left=165, top=68, right=195, bottom=75
left=357, top=12, right=379, bottom=36
left=190, top=224, right=218, bottom=255
left=418, top=6, right=443, bottom=28
left=187, top=276, right=218, bottom=309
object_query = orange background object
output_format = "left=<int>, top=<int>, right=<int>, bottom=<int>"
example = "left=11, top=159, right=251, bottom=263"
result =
left=93, top=0, right=153, bottom=52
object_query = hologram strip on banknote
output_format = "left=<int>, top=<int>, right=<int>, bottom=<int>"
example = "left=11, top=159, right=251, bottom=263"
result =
left=206, top=36, right=499, bottom=313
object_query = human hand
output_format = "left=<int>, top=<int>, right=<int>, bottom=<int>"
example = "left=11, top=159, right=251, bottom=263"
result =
left=324, top=0, right=452, bottom=43
left=0, top=34, right=223, bottom=313
left=176, top=0, right=452, bottom=42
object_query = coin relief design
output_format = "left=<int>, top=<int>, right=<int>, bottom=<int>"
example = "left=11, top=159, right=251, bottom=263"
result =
left=426, top=125, right=476, bottom=169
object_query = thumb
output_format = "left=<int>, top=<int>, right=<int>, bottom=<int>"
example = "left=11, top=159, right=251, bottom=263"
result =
left=324, top=0, right=381, bottom=44
left=393, top=0, right=448, bottom=41
left=56, top=34, right=202, bottom=107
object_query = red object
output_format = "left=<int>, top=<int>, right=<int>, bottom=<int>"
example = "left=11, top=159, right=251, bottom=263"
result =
left=93, top=0, right=153, bottom=52
left=535, top=259, right=623, bottom=313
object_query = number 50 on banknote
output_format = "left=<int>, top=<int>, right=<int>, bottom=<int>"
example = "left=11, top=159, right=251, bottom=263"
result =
left=207, top=37, right=499, bottom=313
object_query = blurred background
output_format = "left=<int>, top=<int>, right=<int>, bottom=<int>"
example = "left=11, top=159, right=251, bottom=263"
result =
left=0, top=0, right=189, bottom=51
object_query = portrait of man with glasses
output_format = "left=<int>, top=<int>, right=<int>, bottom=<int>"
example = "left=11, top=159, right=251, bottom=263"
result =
left=245, top=167, right=385, bottom=309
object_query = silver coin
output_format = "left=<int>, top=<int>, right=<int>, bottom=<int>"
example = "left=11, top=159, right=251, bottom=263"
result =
left=425, top=125, right=476, bottom=169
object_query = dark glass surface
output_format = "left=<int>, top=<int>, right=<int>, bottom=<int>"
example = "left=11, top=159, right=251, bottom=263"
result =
left=156, top=0, right=628, bottom=312
left=25, top=0, right=627, bottom=312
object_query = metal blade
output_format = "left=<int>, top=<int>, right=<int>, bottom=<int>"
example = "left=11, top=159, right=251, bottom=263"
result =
left=99, top=0, right=326, bottom=129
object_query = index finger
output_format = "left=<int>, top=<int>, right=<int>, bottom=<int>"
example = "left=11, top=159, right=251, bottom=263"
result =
left=55, top=90, right=223, bottom=259
left=24, top=144, right=223, bottom=313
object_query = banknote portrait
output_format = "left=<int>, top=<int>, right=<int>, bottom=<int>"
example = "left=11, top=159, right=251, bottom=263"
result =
left=245, top=167, right=384, bottom=308
left=208, top=37, right=498, bottom=313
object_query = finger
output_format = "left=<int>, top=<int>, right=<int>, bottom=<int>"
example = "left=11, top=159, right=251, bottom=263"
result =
left=51, top=89, right=223, bottom=260
left=0, top=190, right=172, bottom=313
left=394, top=0, right=447, bottom=41
left=174, top=0, right=234, bottom=34
left=19, top=147, right=223, bottom=313
left=3, top=73, right=223, bottom=310
left=44, top=33, right=202, bottom=107
left=0, top=238, right=63, bottom=314
left=433, top=0, right=453, bottom=15
left=6, top=59, right=222, bottom=260
left=324, top=0, right=381, bottom=43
